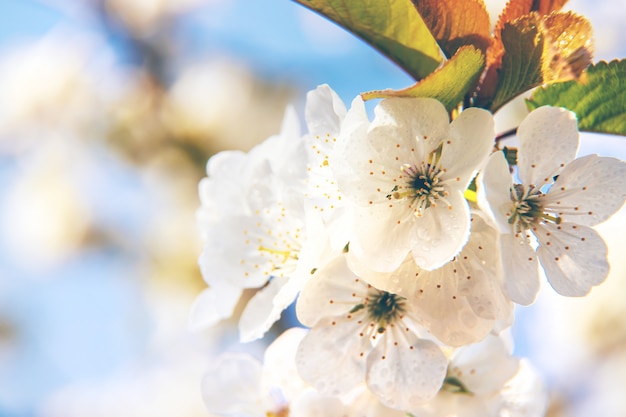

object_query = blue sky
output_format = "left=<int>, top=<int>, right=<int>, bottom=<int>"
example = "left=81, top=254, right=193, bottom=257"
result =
left=0, top=0, right=415, bottom=102
left=0, top=2, right=415, bottom=415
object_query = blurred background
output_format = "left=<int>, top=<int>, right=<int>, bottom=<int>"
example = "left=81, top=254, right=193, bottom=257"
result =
left=0, top=0, right=625, bottom=416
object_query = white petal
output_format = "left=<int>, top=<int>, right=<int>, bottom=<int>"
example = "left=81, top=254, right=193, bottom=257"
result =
left=323, top=205, right=353, bottom=252
left=517, top=106, right=579, bottom=186
left=239, top=277, right=289, bottom=342
left=412, top=220, right=510, bottom=346
left=263, top=141, right=309, bottom=196
left=458, top=214, right=511, bottom=322
left=304, top=94, right=347, bottom=222
left=332, top=117, right=389, bottom=205
left=261, top=327, right=310, bottom=404
left=289, top=389, right=349, bottom=417
left=500, top=234, right=540, bottom=305
left=349, top=203, right=414, bottom=272
left=411, top=391, right=485, bottom=417
left=498, top=359, right=548, bottom=417
left=251, top=111, right=309, bottom=194
left=201, top=353, right=264, bottom=416
left=205, top=149, right=246, bottom=178
left=536, top=222, right=609, bottom=296
left=343, top=95, right=369, bottom=129
left=348, top=386, right=408, bottom=417
left=441, top=107, right=495, bottom=185
left=366, top=329, right=447, bottom=410
left=548, top=154, right=626, bottom=226
left=346, top=253, right=406, bottom=295
left=296, top=317, right=369, bottom=396
left=366, top=124, right=424, bottom=175
left=478, top=151, right=515, bottom=234
left=199, top=150, right=269, bottom=219
left=198, top=216, right=271, bottom=289
left=305, top=84, right=347, bottom=136
left=373, top=97, right=450, bottom=157
left=409, top=190, right=471, bottom=270
left=412, top=268, right=496, bottom=347
left=279, top=105, right=301, bottom=143
left=448, top=335, right=519, bottom=395
left=293, top=208, right=338, bottom=277
left=296, top=256, right=366, bottom=327
left=188, top=284, right=242, bottom=331
left=239, top=160, right=277, bottom=212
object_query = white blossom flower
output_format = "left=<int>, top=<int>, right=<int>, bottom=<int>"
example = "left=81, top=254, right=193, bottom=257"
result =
left=202, top=327, right=348, bottom=417
left=497, top=359, right=548, bottom=417
left=303, top=84, right=352, bottom=250
left=479, top=106, right=626, bottom=304
left=192, top=106, right=310, bottom=339
left=342, top=384, right=411, bottom=417
left=352, top=213, right=513, bottom=347
left=295, top=256, right=448, bottom=410
left=409, top=335, right=546, bottom=417
left=202, top=327, right=412, bottom=417
left=332, top=97, right=495, bottom=272
left=188, top=280, right=243, bottom=332
left=192, top=89, right=344, bottom=341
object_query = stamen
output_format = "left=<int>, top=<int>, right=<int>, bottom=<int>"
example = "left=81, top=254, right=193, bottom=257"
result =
left=366, top=290, right=406, bottom=331
left=389, top=153, right=446, bottom=215
left=541, top=213, right=562, bottom=224
left=258, top=246, right=298, bottom=263
left=508, top=184, right=561, bottom=233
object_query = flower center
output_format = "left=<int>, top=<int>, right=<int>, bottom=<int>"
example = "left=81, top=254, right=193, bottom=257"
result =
left=508, top=184, right=560, bottom=233
left=258, top=246, right=299, bottom=264
left=390, top=163, right=446, bottom=216
left=409, top=164, right=441, bottom=198
left=366, top=290, right=406, bottom=333
left=256, top=244, right=301, bottom=277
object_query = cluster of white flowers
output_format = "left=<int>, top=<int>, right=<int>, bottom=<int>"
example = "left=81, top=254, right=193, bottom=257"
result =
left=191, top=85, right=626, bottom=416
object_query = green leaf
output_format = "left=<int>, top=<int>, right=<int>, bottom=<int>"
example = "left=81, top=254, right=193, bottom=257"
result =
left=294, top=0, right=444, bottom=80
left=527, top=60, right=626, bottom=136
left=361, top=45, right=485, bottom=112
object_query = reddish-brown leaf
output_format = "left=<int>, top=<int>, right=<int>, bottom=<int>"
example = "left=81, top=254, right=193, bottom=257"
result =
left=412, top=0, right=491, bottom=58
left=541, top=11, right=593, bottom=82
left=485, top=11, right=593, bottom=112
left=488, top=0, right=569, bottom=67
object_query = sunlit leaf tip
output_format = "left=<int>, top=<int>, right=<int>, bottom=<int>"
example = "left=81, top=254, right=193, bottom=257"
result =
left=360, top=45, right=485, bottom=112
left=480, top=10, right=593, bottom=112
